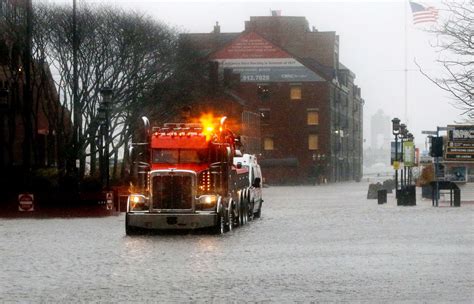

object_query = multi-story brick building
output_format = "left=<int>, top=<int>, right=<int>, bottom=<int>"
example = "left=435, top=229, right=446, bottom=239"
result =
left=1, top=0, right=61, bottom=170
left=182, top=15, right=364, bottom=184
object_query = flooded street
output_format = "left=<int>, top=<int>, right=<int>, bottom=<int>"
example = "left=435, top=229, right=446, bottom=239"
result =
left=1, top=182, right=473, bottom=302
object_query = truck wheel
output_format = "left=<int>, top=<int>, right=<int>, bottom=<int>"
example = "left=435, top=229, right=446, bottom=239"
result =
left=125, top=224, right=139, bottom=235
left=211, top=213, right=225, bottom=235
left=125, top=215, right=139, bottom=235
left=254, top=203, right=262, bottom=219
left=225, top=203, right=234, bottom=232
left=225, top=207, right=234, bottom=232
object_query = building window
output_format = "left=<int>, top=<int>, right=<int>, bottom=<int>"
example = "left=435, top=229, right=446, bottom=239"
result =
left=257, top=85, right=270, bottom=100
left=264, top=137, right=274, bottom=150
left=308, top=134, right=318, bottom=150
left=290, top=85, right=302, bottom=100
left=307, top=110, right=319, bottom=125
left=259, top=108, right=270, bottom=122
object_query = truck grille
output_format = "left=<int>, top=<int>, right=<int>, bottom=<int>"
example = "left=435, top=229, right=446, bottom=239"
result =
left=152, top=174, right=193, bottom=210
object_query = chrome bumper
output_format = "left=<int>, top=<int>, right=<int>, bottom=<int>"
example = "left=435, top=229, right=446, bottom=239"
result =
left=126, top=212, right=217, bottom=230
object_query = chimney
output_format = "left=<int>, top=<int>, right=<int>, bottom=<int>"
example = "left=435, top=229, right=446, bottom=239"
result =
left=213, top=21, right=220, bottom=34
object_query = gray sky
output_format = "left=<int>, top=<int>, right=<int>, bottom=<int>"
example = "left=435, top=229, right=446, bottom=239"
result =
left=44, top=0, right=465, bottom=149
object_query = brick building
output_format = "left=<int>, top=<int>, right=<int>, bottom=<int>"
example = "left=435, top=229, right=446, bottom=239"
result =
left=1, top=0, right=61, bottom=169
left=182, top=15, right=364, bottom=184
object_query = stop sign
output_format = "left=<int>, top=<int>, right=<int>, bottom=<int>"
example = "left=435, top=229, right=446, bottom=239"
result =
left=18, top=193, right=34, bottom=212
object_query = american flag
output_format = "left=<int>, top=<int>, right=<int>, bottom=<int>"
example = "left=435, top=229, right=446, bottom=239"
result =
left=409, top=1, right=439, bottom=24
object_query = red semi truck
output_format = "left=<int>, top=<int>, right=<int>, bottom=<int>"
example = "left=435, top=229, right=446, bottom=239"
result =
left=126, top=115, right=252, bottom=235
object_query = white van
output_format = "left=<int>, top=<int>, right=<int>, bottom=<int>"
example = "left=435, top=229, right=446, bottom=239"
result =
left=234, top=153, right=263, bottom=218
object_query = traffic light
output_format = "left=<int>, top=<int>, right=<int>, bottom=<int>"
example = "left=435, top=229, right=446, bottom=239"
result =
left=430, top=136, right=443, bottom=157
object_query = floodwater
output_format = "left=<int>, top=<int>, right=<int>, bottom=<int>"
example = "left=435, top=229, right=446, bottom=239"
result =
left=1, top=182, right=473, bottom=302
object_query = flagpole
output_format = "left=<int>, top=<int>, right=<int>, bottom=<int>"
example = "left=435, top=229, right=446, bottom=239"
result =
left=404, top=0, right=408, bottom=123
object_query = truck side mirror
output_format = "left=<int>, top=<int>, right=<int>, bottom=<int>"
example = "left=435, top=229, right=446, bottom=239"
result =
left=252, top=177, right=261, bottom=188
left=236, top=162, right=242, bottom=169
left=141, top=116, right=150, bottom=140
left=133, top=116, right=150, bottom=145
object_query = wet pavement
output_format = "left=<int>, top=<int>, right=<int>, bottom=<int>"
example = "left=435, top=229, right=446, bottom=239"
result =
left=1, top=182, right=473, bottom=302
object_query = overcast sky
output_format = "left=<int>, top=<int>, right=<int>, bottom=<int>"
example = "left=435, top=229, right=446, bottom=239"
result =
left=42, top=0, right=465, bottom=150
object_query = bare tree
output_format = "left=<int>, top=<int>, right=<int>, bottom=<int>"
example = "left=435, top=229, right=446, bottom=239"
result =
left=34, top=2, right=185, bottom=182
left=417, top=0, right=474, bottom=119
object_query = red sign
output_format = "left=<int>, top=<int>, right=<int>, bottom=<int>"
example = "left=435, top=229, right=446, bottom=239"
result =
left=106, top=192, right=113, bottom=210
left=18, top=193, right=34, bottom=212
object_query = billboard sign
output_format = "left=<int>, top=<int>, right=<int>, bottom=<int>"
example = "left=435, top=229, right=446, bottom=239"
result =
left=449, top=125, right=474, bottom=142
left=211, top=32, right=324, bottom=83
left=445, top=125, right=474, bottom=162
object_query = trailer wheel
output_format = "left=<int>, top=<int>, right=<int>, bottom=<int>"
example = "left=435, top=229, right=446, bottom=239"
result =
left=243, top=202, right=248, bottom=225
left=248, top=200, right=254, bottom=221
left=235, top=200, right=241, bottom=227
left=239, top=195, right=245, bottom=226
left=240, top=200, right=247, bottom=225
left=254, top=202, right=262, bottom=219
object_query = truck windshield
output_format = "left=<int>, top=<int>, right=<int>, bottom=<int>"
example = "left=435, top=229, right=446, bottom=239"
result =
left=152, top=149, right=208, bottom=164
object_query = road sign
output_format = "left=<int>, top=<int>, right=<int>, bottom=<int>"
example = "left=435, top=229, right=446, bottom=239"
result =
left=393, top=161, right=400, bottom=170
left=404, top=141, right=415, bottom=167
left=421, top=130, right=437, bottom=135
left=18, top=193, right=34, bottom=212
left=105, top=191, right=113, bottom=210
left=391, top=141, right=402, bottom=164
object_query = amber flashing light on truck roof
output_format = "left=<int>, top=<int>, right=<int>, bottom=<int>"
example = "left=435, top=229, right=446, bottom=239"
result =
left=153, top=130, right=205, bottom=138
left=152, top=123, right=205, bottom=138
left=150, top=114, right=228, bottom=142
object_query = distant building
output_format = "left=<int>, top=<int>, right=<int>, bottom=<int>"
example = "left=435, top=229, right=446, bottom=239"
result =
left=364, top=110, right=391, bottom=167
left=371, top=109, right=391, bottom=149
left=181, top=15, right=364, bottom=184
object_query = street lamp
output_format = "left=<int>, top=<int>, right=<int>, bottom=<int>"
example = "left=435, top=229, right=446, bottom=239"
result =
left=100, top=87, right=113, bottom=190
left=392, top=118, right=401, bottom=192
left=391, top=118, right=400, bottom=133
left=399, top=125, right=408, bottom=189
left=406, top=132, right=414, bottom=185
left=400, top=123, right=407, bottom=137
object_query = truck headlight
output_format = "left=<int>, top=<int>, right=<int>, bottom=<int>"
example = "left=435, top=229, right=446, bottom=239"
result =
left=197, top=195, right=217, bottom=207
left=128, top=194, right=149, bottom=211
